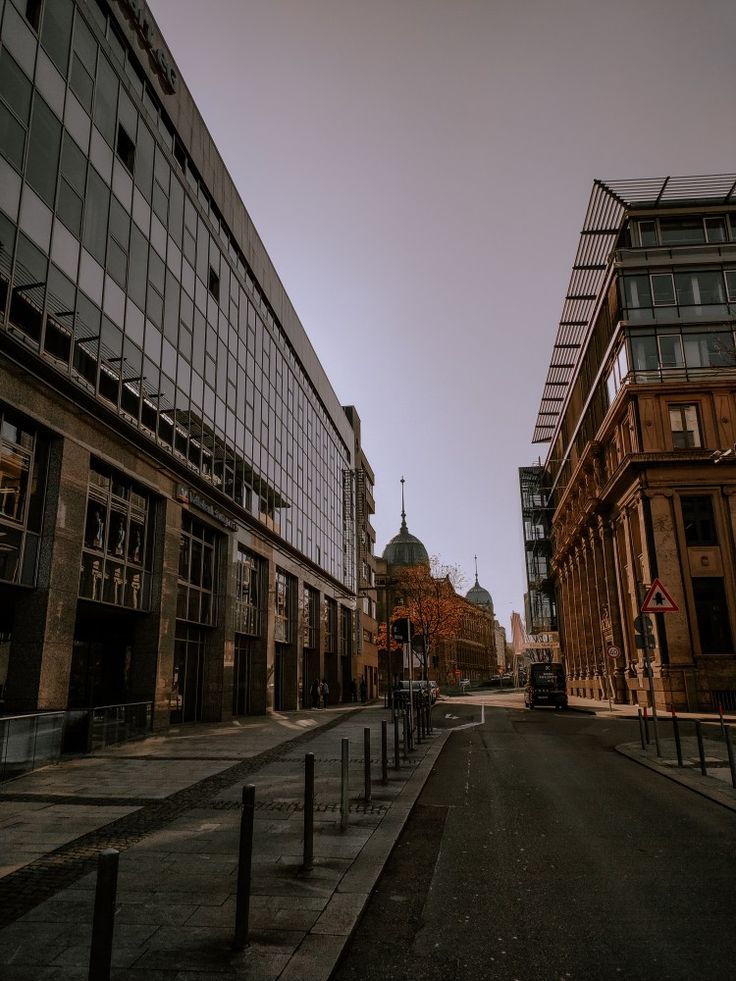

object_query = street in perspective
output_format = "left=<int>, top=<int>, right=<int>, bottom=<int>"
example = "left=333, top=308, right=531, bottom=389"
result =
left=2, top=688, right=736, bottom=979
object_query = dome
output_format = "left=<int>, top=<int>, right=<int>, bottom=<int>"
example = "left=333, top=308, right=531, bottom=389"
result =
left=382, top=519, right=429, bottom=567
left=466, top=573, right=494, bottom=613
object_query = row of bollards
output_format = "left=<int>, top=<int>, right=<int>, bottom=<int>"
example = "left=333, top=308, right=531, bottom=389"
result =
left=86, top=709, right=432, bottom=974
left=638, top=706, right=736, bottom=789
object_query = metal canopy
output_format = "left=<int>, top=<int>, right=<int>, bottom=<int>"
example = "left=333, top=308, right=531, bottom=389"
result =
left=532, top=174, right=736, bottom=444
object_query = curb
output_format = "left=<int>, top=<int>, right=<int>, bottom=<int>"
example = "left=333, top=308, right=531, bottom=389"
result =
left=615, top=742, right=736, bottom=813
left=281, top=727, right=453, bottom=981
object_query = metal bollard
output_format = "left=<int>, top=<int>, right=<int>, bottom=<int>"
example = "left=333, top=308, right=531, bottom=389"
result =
left=233, top=784, right=256, bottom=951
left=393, top=710, right=400, bottom=770
left=642, top=705, right=650, bottom=745
left=695, top=720, right=707, bottom=776
left=637, top=708, right=646, bottom=750
left=725, top=725, right=736, bottom=790
left=340, top=737, right=349, bottom=831
left=88, top=848, right=119, bottom=981
left=402, top=710, right=409, bottom=760
left=671, top=710, right=683, bottom=767
left=382, top=720, right=388, bottom=785
left=302, top=753, right=314, bottom=872
left=364, top=727, right=372, bottom=803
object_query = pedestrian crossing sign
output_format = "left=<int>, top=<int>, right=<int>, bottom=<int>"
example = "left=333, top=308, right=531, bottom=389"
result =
left=641, top=578, right=679, bottom=614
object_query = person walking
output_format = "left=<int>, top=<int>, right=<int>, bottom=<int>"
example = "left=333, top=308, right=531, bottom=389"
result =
left=310, top=678, right=321, bottom=709
left=350, top=679, right=358, bottom=702
left=360, top=677, right=367, bottom=703
left=321, top=678, right=329, bottom=708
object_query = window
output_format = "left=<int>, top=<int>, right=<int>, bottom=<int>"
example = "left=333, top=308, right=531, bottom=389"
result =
left=57, top=134, right=86, bottom=236
left=681, top=495, right=717, bottom=546
left=80, top=460, right=151, bottom=609
left=692, top=578, right=734, bottom=654
left=25, top=0, right=43, bottom=32
left=651, top=273, right=676, bottom=306
left=659, top=217, right=705, bottom=245
left=638, top=220, right=657, bottom=247
left=705, top=217, right=727, bottom=243
left=669, top=404, right=701, bottom=449
left=0, top=51, right=32, bottom=171
left=116, top=123, right=135, bottom=174
left=725, top=270, right=736, bottom=303
left=275, top=568, right=292, bottom=643
left=658, top=334, right=684, bottom=369
left=208, top=266, right=220, bottom=302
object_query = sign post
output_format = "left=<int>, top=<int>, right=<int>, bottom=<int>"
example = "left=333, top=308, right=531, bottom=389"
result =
left=637, top=579, right=680, bottom=758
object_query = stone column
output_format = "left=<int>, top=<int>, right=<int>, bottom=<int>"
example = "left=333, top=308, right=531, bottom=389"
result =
left=644, top=490, right=694, bottom=711
left=7, top=438, right=89, bottom=712
left=133, top=496, right=181, bottom=733
left=598, top=517, right=628, bottom=703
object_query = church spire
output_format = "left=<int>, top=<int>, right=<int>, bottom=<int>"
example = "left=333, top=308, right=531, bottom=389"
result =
left=474, top=554, right=479, bottom=587
left=400, top=476, right=407, bottom=531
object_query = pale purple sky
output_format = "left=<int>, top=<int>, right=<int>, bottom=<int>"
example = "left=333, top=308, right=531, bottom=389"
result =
left=149, top=0, right=736, bottom=631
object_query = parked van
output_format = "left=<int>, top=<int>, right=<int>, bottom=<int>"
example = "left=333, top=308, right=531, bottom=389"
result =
left=524, top=662, right=567, bottom=710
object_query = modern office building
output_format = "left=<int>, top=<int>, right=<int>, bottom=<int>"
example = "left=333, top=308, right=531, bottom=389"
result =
left=0, top=0, right=370, bottom=731
left=529, top=176, right=736, bottom=710
left=344, top=405, right=378, bottom=700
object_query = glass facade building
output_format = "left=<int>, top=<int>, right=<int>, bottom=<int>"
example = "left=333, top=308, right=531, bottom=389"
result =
left=0, top=0, right=368, bottom=729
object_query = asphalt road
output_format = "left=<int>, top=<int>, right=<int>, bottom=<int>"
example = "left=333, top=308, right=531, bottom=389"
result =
left=333, top=698, right=736, bottom=981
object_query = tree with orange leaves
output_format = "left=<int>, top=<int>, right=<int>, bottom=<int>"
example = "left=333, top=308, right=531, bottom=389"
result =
left=390, top=558, right=466, bottom=680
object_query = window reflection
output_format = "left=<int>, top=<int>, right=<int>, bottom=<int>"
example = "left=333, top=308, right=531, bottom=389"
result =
left=79, top=459, right=151, bottom=609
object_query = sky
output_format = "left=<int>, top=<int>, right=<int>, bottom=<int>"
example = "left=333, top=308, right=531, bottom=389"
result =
left=148, top=0, right=736, bottom=631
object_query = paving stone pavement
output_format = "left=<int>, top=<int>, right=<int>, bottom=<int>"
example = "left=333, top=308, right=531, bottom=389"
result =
left=0, top=704, right=450, bottom=980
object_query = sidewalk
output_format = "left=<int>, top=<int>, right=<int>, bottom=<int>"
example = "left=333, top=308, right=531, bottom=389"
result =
left=0, top=703, right=450, bottom=980
left=568, top=693, right=736, bottom=812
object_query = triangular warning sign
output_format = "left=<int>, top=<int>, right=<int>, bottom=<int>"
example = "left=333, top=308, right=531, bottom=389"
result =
left=641, top=578, right=679, bottom=614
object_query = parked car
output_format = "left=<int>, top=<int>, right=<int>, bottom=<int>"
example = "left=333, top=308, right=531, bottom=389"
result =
left=395, top=680, right=438, bottom=704
left=525, top=662, right=567, bottom=710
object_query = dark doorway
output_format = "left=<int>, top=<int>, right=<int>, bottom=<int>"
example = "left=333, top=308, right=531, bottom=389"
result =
left=69, top=604, right=136, bottom=709
left=234, top=634, right=266, bottom=715
left=171, top=625, right=206, bottom=723
left=693, top=577, right=734, bottom=654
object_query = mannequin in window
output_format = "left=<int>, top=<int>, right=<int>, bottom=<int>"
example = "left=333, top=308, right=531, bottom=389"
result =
left=93, top=510, right=105, bottom=549
left=115, top=520, right=126, bottom=556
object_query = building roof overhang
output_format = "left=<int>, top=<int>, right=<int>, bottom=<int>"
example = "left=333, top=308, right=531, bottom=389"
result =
left=532, top=174, right=736, bottom=445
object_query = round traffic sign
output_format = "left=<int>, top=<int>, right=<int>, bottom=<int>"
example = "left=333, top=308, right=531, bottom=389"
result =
left=606, top=645, right=621, bottom=659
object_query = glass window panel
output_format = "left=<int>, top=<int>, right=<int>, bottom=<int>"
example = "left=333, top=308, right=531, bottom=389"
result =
left=0, top=526, right=22, bottom=582
left=658, top=334, right=684, bottom=368
left=725, top=269, right=736, bottom=303
left=0, top=102, right=26, bottom=170
left=93, top=52, right=117, bottom=146
left=128, top=225, right=147, bottom=309
left=26, top=95, right=62, bottom=207
left=705, top=331, right=735, bottom=366
left=70, top=53, right=94, bottom=113
left=0, top=50, right=32, bottom=123
left=659, top=217, right=705, bottom=245
left=630, top=333, right=658, bottom=372
left=41, top=0, right=74, bottom=76
left=134, top=123, right=154, bottom=199
left=60, top=133, right=87, bottom=195
left=637, top=220, right=657, bottom=247
left=0, top=445, right=30, bottom=521
left=650, top=274, right=675, bottom=306
left=82, top=166, right=109, bottom=263
left=669, top=404, right=701, bottom=449
left=705, top=217, right=727, bottom=243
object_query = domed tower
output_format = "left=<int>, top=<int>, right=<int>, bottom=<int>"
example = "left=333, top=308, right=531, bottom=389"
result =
left=465, top=556, right=494, bottom=614
left=382, top=477, right=429, bottom=568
